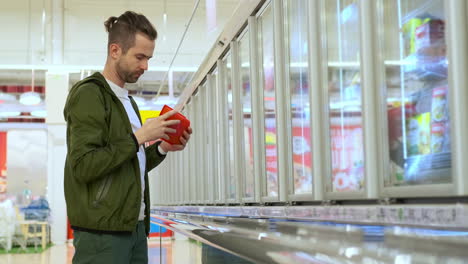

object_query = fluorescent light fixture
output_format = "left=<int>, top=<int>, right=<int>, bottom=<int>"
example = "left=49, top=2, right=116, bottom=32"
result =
left=20, top=92, right=42, bottom=105
left=0, top=64, right=198, bottom=72
left=0, top=111, right=21, bottom=117
left=31, top=110, right=47, bottom=118
left=0, top=93, right=16, bottom=103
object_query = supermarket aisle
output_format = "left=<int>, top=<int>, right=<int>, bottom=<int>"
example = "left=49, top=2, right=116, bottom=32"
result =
left=0, top=238, right=250, bottom=264
left=0, top=243, right=73, bottom=264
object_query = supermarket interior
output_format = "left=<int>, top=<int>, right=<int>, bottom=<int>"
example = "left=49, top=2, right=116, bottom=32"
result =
left=1, top=0, right=468, bottom=263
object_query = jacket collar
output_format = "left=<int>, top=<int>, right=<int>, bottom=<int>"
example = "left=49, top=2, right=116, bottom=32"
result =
left=88, top=72, right=119, bottom=98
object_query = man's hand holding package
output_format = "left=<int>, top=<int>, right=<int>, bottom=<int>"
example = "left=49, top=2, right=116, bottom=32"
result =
left=134, top=110, right=180, bottom=145
left=160, top=127, right=192, bottom=152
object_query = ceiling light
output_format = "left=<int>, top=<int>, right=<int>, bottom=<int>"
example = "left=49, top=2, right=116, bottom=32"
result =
left=31, top=110, right=47, bottom=118
left=0, top=111, right=21, bottom=118
left=0, top=93, right=16, bottom=103
left=20, top=92, right=41, bottom=105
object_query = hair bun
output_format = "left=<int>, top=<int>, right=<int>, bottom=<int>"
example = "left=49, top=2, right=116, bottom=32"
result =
left=104, top=16, right=118, bottom=32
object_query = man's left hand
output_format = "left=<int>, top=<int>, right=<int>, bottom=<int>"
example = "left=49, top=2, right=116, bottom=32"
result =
left=160, top=127, right=192, bottom=153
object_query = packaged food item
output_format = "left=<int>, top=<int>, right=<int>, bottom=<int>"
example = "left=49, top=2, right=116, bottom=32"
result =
left=415, top=19, right=445, bottom=55
left=402, top=18, right=425, bottom=56
left=159, top=105, right=190, bottom=145
left=431, top=86, right=448, bottom=122
left=431, top=122, right=445, bottom=153
left=407, top=112, right=431, bottom=155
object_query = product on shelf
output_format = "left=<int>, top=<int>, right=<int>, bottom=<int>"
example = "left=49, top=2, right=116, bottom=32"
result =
left=414, top=19, right=445, bottom=55
left=407, top=112, right=431, bottom=156
left=388, top=83, right=451, bottom=184
left=402, top=16, right=447, bottom=80
left=402, top=18, right=427, bottom=56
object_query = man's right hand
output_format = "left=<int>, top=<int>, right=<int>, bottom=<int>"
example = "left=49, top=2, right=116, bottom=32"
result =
left=134, top=110, right=180, bottom=145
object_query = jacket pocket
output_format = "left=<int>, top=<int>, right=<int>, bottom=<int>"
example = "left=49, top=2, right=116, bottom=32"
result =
left=92, top=175, right=113, bottom=208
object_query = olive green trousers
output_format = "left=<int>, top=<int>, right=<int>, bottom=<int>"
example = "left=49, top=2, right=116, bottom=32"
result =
left=72, top=221, right=147, bottom=264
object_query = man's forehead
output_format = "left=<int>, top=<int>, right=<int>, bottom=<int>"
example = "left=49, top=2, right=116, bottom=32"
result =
left=130, top=34, right=155, bottom=55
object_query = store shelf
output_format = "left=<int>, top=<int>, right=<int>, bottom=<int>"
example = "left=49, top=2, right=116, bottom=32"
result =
left=403, top=54, right=448, bottom=80
left=153, top=204, right=468, bottom=230
left=151, top=208, right=468, bottom=263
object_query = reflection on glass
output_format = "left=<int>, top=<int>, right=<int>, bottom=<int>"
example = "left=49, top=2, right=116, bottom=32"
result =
left=325, top=0, right=364, bottom=192
left=212, top=69, right=219, bottom=201
left=201, top=85, right=208, bottom=202
left=239, top=32, right=254, bottom=198
left=259, top=5, right=278, bottom=197
left=225, top=53, right=236, bottom=199
left=173, top=71, right=195, bottom=95
left=381, top=0, right=451, bottom=186
left=288, top=0, right=312, bottom=194
left=215, top=78, right=223, bottom=201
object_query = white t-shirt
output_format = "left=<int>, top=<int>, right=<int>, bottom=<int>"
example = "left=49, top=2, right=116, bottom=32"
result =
left=106, top=79, right=146, bottom=220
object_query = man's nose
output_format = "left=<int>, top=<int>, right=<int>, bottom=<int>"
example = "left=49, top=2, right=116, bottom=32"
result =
left=141, top=60, right=148, bottom=71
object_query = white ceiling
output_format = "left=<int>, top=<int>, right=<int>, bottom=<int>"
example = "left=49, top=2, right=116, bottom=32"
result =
left=0, top=0, right=241, bottom=95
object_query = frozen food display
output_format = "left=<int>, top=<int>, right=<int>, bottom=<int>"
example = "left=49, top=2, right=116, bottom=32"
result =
left=260, top=4, right=279, bottom=198
left=288, top=0, right=313, bottom=194
left=239, top=31, right=254, bottom=199
left=325, top=0, right=365, bottom=193
left=382, top=0, right=452, bottom=186
left=225, top=53, right=237, bottom=200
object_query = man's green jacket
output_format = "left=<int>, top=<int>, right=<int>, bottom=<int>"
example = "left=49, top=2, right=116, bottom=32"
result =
left=63, top=72, right=165, bottom=235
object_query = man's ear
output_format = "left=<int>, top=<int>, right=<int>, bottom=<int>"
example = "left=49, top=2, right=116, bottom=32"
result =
left=109, top=43, right=122, bottom=59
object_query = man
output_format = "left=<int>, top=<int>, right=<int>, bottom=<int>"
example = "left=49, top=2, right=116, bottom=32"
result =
left=63, top=11, right=191, bottom=264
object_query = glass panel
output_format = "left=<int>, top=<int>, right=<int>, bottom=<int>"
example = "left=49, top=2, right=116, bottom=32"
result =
left=239, top=32, right=254, bottom=199
left=215, top=73, right=223, bottom=202
left=211, top=70, right=219, bottom=201
left=201, top=85, right=208, bottom=202
left=325, top=0, right=365, bottom=192
left=259, top=4, right=278, bottom=197
left=225, top=53, right=236, bottom=200
left=288, top=0, right=313, bottom=194
left=195, top=93, right=203, bottom=202
left=380, top=0, right=451, bottom=186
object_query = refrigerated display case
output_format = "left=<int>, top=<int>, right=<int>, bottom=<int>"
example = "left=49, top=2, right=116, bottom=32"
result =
left=193, top=91, right=203, bottom=203
left=322, top=0, right=365, bottom=194
left=238, top=30, right=255, bottom=200
left=378, top=0, right=452, bottom=189
left=286, top=0, right=313, bottom=196
left=206, top=72, right=219, bottom=203
left=224, top=53, right=237, bottom=201
left=258, top=3, right=279, bottom=198
left=200, top=83, right=209, bottom=203
left=160, top=0, right=468, bottom=208
left=209, top=71, right=220, bottom=203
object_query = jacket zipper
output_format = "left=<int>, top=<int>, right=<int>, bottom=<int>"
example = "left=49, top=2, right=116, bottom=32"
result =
left=94, top=176, right=113, bottom=207
left=93, top=132, right=113, bottom=207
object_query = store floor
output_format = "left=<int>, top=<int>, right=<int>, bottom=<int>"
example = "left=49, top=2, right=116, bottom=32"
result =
left=0, top=238, right=252, bottom=264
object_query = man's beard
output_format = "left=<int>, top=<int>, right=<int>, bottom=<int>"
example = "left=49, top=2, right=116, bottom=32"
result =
left=116, top=60, right=143, bottom=84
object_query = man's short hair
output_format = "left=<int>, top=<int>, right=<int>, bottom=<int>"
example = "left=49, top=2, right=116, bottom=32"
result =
left=104, top=11, right=157, bottom=54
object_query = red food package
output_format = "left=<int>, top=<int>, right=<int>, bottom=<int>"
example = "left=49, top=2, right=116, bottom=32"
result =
left=160, top=105, right=190, bottom=145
